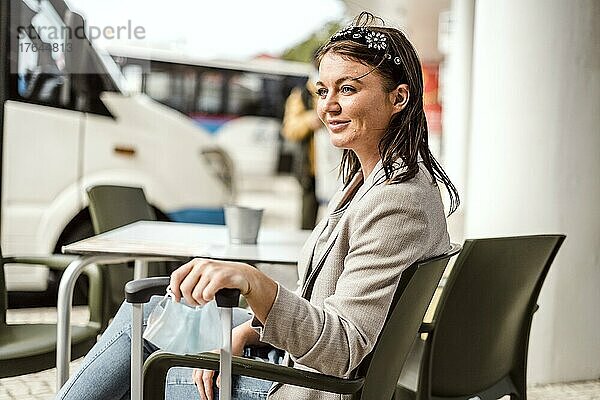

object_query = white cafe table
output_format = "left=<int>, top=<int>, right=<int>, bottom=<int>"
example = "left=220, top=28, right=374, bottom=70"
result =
left=57, top=220, right=310, bottom=389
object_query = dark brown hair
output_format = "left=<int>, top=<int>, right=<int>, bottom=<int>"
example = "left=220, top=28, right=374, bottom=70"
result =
left=315, top=12, right=460, bottom=214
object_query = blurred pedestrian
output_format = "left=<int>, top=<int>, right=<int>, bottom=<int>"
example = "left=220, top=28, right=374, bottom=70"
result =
left=281, top=81, right=322, bottom=229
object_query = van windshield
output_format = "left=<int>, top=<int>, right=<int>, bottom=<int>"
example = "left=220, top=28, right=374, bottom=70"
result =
left=12, top=0, right=122, bottom=114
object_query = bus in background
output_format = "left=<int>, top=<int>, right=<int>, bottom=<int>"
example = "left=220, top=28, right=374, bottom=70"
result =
left=0, top=0, right=232, bottom=297
left=107, top=46, right=313, bottom=179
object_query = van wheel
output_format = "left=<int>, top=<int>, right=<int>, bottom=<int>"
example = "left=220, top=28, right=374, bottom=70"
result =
left=7, top=211, right=95, bottom=308
left=51, top=211, right=95, bottom=306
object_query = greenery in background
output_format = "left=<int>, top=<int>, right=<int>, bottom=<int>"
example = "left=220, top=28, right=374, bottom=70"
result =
left=281, top=21, right=342, bottom=64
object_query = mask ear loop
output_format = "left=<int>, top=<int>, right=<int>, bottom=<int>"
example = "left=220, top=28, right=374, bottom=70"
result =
left=166, top=285, right=205, bottom=310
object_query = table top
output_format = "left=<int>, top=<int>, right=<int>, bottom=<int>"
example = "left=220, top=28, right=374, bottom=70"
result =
left=62, top=221, right=311, bottom=265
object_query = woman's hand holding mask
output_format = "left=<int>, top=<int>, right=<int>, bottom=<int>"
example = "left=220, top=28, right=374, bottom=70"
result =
left=169, top=258, right=278, bottom=326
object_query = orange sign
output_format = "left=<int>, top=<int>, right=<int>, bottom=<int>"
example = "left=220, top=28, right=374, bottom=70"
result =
left=422, top=63, right=442, bottom=135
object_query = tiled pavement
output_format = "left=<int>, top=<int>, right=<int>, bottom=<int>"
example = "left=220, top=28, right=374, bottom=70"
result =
left=1, top=307, right=87, bottom=400
left=2, top=305, right=599, bottom=400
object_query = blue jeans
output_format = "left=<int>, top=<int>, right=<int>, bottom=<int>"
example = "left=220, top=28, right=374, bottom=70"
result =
left=56, top=296, right=273, bottom=400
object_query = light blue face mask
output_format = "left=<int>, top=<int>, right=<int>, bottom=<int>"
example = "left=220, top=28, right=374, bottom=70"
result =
left=143, top=291, right=223, bottom=354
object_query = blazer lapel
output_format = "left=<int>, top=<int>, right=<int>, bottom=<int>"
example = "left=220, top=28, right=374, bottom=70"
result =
left=296, top=217, right=327, bottom=287
left=301, top=161, right=386, bottom=298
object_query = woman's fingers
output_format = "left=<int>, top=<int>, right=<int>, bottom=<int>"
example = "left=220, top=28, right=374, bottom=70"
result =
left=201, top=265, right=251, bottom=301
left=191, top=271, right=213, bottom=305
left=169, top=260, right=195, bottom=302
left=170, top=258, right=253, bottom=306
left=193, top=368, right=216, bottom=400
left=202, top=369, right=214, bottom=400
left=201, top=275, right=242, bottom=302
left=179, top=260, right=207, bottom=306
left=178, top=258, right=220, bottom=306
left=192, top=369, right=205, bottom=400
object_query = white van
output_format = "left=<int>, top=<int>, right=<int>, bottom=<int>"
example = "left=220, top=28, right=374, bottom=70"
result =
left=1, top=0, right=232, bottom=293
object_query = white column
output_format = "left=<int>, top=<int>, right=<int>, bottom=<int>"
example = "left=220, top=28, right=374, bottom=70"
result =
left=440, top=0, right=475, bottom=241
left=466, top=0, right=600, bottom=384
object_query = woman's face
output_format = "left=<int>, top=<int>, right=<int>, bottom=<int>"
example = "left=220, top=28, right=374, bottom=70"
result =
left=316, top=52, right=397, bottom=157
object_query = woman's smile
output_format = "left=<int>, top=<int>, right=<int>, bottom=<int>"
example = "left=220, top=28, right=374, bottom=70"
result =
left=326, top=119, right=351, bottom=133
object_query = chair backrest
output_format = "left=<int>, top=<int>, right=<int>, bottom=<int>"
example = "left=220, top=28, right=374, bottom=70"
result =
left=427, top=235, right=565, bottom=397
left=87, top=185, right=158, bottom=327
left=87, top=185, right=156, bottom=234
left=358, top=243, right=461, bottom=400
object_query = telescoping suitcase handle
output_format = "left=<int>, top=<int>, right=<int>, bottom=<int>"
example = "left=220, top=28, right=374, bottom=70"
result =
left=215, top=288, right=241, bottom=308
left=215, top=288, right=241, bottom=400
left=127, top=277, right=170, bottom=400
left=127, top=278, right=240, bottom=400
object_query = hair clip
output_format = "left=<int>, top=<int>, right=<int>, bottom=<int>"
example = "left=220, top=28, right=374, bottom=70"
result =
left=329, top=26, right=401, bottom=66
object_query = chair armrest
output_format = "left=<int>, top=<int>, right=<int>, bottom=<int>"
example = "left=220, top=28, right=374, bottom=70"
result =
left=3, top=254, right=80, bottom=270
left=3, top=254, right=104, bottom=325
left=125, top=277, right=170, bottom=303
left=143, top=351, right=364, bottom=400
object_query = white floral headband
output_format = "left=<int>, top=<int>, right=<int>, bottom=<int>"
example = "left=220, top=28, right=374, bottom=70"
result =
left=329, top=26, right=402, bottom=66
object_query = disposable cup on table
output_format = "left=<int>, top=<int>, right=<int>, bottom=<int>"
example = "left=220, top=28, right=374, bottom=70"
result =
left=224, top=206, right=264, bottom=245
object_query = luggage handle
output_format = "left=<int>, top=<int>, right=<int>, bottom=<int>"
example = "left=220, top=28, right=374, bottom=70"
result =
left=130, top=285, right=240, bottom=400
left=216, top=288, right=240, bottom=400
left=215, top=288, right=241, bottom=308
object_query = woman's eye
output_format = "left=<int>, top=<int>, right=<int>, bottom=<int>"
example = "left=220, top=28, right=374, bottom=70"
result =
left=315, top=88, right=328, bottom=98
left=340, top=86, right=356, bottom=94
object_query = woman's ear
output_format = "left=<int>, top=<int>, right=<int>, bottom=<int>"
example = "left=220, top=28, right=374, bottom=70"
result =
left=391, top=84, right=410, bottom=114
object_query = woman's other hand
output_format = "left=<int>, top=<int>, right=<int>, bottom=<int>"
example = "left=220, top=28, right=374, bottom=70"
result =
left=169, top=258, right=278, bottom=323
left=192, top=322, right=259, bottom=400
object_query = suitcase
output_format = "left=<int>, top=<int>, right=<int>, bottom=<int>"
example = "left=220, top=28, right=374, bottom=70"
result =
left=125, top=277, right=240, bottom=400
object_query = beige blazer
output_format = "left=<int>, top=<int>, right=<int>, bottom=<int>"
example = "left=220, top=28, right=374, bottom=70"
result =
left=256, top=160, right=450, bottom=400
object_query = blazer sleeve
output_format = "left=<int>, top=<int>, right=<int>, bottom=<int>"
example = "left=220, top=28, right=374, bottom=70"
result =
left=258, top=184, right=437, bottom=377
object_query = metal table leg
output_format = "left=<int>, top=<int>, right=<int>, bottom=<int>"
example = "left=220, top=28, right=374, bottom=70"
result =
left=134, top=260, right=148, bottom=280
left=56, top=256, right=103, bottom=388
left=56, top=255, right=151, bottom=389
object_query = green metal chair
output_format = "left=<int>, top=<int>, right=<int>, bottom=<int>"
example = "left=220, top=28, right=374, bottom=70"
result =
left=87, top=185, right=168, bottom=329
left=134, top=244, right=461, bottom=400
left=0, top=249, right=103, bottom=377
left=395, top=235, right=565, bottom=400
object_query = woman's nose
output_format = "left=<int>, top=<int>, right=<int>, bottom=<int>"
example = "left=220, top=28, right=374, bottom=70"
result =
left=323, top=95, right=341, bottom=114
